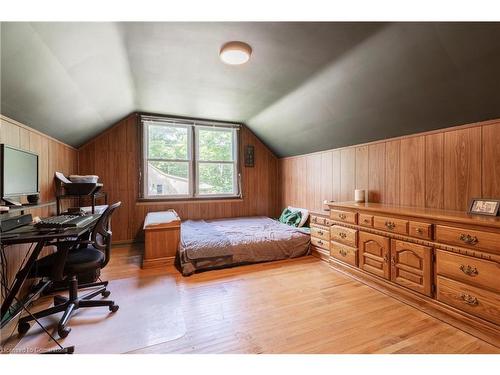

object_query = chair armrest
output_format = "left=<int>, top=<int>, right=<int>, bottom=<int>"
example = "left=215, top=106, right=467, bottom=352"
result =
left=73, top=240, right=95, bottom=246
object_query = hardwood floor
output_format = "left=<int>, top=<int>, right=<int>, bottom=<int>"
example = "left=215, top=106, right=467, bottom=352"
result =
left=106, top=245, right=497, bottom=354
left=8, top=244, right=500, bottom=354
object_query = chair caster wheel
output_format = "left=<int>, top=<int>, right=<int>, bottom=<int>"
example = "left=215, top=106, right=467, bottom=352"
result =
left=109, top=304, right=119, bottom=313
left=102, top=290, right=111, bottom=298
left=18, top=321, right=31, bottom=334
left=58, top=327, right=71, bottom=338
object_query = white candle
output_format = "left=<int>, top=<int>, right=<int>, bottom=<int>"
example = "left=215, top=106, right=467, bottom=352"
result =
left=354, top=189, right=365, bottom=203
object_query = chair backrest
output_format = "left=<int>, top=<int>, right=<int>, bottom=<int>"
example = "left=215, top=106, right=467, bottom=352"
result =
left=91, top=201, right=121, bottom=268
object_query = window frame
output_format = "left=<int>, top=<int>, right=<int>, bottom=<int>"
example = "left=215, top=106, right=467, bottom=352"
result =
left=139, top=115, right=241, bottom=201
left=143, top=121, right=194, bottom=199
left=194, top=125, right=239, bottom=198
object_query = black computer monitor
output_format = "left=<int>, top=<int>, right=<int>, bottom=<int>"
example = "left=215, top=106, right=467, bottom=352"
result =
left=0, top=144, right=39, bottom=201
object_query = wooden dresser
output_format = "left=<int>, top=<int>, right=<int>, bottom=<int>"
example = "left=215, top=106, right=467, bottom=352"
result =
left=309, top=211, right=332, bottom=262
left=326, top=202, right=500, bottom=347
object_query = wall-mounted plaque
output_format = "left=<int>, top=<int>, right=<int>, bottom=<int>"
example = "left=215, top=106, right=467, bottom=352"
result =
left=244, top=145, right=255, bottom=167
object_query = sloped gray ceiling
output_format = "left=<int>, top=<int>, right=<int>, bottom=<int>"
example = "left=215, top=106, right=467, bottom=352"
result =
left=1, top=22, right=500, bottom=156
left=1, top=23, right=135, bottom=144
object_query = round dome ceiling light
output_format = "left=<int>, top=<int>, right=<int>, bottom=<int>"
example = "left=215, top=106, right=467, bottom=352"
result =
left=219, top=41, right=252, bottom=65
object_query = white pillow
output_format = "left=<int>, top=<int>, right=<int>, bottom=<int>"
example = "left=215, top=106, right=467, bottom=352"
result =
left=287, top=206, right=309, bottom=228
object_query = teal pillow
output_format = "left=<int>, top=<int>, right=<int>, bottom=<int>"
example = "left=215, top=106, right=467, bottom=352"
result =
left=278, top=208, right=302, bottom=227
left=278, top=208, right=291, bottom=223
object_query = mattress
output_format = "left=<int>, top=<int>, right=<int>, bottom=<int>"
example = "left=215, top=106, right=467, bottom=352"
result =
left=177, top=216, right=310, bottom=276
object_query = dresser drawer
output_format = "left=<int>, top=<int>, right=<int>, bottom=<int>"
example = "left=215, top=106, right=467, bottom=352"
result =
left=311, top=225, right=330, bottom=241
left=436, top=276, right=500, bottom=325
left=331, top=226, right=358, bottom=247
left=330, top=209, right=357, bottom=224
left=435, top=225, right=500, bottom=254
left=436, top=250, right=500, bottom=293
left=311, top=236, right=329, bottom=251
left=373, top=216, right=408, bottom=235
left=330, top=241, right=358, bottom=266
left=408, top=221, right=433, bottom=240
left=359, top=214, right=374, bottom=228
left=310, top=215, right=326, bottom=226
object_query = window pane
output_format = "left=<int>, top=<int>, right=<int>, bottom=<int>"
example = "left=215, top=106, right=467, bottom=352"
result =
left=148, top=124, right=188, bottom=159
left=198, top=128, right=233, bottom=161
left=198, top=163, right=235, bottom=195
left=147, top=161, right=189, bottom=196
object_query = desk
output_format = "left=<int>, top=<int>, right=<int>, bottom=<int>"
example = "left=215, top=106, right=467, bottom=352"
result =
left=0, top=214, right=101, bottom=324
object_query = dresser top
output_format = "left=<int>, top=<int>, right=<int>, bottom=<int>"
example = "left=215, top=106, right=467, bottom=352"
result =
left=328, top=202, right=500, bottom=229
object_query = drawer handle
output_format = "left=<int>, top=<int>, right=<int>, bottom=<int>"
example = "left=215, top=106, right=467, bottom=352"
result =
left=385, top=221, right=396, bottom=230
left=339, top=214, right=347, bottom=220
left=459, top=234, right=478, bottom=245
left=339, top=232, right=347, bottom=239
left=460, top=293, right=479, bottom=306
left=318, top=230, right=324, bottom=236
left=339, top=249, right=347, bottom=257
left=416, top=228, right=423, bottom=234
left=312, top=217, right=317, bottom=223
left=317, top=240, right=323, bottom=246
left=363, top=219, right=371, bottom=224
left=459, top=264, right=479, bottom=277
left=383, top=254, right=390, bottom=263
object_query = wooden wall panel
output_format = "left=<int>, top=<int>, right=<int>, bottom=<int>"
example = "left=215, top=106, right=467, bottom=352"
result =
left=279, top=120, right=499, bottom=215
left=320, top=151, right=333, bottom=205
left=368, top=143, right=385, bottom=203
left=425, top=133, right=444, bottom=209
left=340, top=148, right=356, bottom=202
left=289, top=158, right=298, bottom=208
left=20, top=128, right=30, bottom=150
left=400, top=136, right=425, bottom=207
left=78, top=114, right=279, bottom=243
left=1, top=120, right=21, bottom=146
left=482, top=123, right=500, bottom=198
left=278, top=159, right=287, bottom=211
left=1, top=115, right=78, bottom=204
left=355, top=146, right=369, bottom=193
left=444, top=127, right=482, bottom=211
left=332, top=150, right=341, bottom=202
left=385, top=140, right=400, bottom=205
left=306, top=153, right=322, bottom=211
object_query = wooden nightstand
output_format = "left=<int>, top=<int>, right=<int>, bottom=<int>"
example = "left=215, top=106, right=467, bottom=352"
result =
left=142, top=210, right=181, bottom=269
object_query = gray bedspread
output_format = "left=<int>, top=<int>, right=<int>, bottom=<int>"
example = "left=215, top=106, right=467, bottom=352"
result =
left=177, top=216, right=310, bottom=275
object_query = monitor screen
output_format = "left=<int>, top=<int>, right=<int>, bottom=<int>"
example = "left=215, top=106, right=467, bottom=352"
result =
left=1, top=145, right=39, bottom=197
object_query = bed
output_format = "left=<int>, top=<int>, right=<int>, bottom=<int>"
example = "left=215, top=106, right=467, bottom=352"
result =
left=176, top=216, right=311, bottom=276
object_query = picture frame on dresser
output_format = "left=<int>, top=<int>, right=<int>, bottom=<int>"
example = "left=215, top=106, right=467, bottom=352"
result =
left=467, top=198, right=500, bottom=216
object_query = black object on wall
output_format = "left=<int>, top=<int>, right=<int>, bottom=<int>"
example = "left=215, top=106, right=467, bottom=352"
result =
left=245, top=145, right=255, bottom=167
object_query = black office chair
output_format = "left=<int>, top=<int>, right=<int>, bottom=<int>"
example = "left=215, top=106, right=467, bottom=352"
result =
left=18, top=201, right=122, bottom=338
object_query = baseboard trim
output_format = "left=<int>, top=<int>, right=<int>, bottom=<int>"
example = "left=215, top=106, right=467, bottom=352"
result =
left=111, top=239, right=143, bottom=246
left=311, top=246, right=330, bottom=262
left=142, top=256, right=175, bottom=269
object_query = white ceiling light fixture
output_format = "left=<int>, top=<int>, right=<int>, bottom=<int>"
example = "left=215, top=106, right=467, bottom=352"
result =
left=219, top=41, right=252, bottom=65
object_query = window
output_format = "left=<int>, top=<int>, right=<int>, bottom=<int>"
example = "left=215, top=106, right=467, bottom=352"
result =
left=142, top=116, right=240, bottom=199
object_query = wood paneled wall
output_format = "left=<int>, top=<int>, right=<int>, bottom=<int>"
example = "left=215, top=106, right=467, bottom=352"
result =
left=0, top=115, right=78, bottom=318
left=78, top=113, right=280, bottom=243
left=0, top=116, right=78, bottom=204
left=279, top=119, right=500, bottom=213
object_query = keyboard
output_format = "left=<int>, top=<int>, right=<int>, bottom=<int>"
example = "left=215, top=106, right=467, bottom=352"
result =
left=35, top=214, right=98, bottom=229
